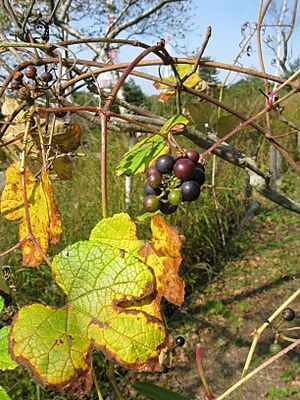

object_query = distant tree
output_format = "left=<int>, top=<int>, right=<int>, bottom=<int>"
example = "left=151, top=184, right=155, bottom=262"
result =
left=122, top=78, right=145, bottom=107
left=0, top=0, right=195, bottom=63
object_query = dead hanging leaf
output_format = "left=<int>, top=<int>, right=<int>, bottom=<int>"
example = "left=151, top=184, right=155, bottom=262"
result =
left=154, top=64, right=209, bottom=103
left=0, top=163, right=62, bottom=267
left=52, top=157, right=73, bottom=180
left=30, top=121, right=81, bottom=153
left=48, top=121, right=81, bottom=153
left=139, top=215, right=184, bottom=306
left=30, top=121, right=81, bottom=179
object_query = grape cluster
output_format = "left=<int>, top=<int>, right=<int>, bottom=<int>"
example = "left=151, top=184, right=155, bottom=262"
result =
left=143, top=150, right=205, bottom=215
left=10, top=65, right=54, bottom=104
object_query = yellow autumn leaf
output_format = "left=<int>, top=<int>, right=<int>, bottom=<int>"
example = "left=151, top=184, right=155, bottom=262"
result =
left=0, top=163, right=62, bottom=267
left=139, top=215, right=185, bottom=306
left=154, top=64, right=208, bottom=103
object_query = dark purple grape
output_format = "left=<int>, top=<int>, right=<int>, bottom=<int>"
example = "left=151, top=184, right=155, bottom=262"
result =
left=155, top=154, right=175, bottom=174
left=282, top=308, right=295, bottom=321
left=197, top=163, right=205, bottom=172
left=144, top=182, right=162, bottom=196
left=144, top=195, right=160, bottom=212
left=193, top=166, right=205, bottom=186
left=159, top=199, right=177, bottom=214
left=147, top=171, right=162, bottom=188
left=41, top=71, right=53, bottom=82
left=173, top=159, right=195, bottom=181
left=186, top=149, right=199, bottom=165
left=181, top=181, right=201, bottom=202
left=146, top=166, right=159, bottom=177
left=55, top=111, right=68, bottom=118
left=175, top=336, right=185, bottom=347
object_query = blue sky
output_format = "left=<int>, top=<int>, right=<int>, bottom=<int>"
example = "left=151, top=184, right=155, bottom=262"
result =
left=117, top=0, right=300, bottom=94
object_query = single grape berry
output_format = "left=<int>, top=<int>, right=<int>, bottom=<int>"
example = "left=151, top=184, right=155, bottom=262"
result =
left=155, top=154, right=175, bottom=174
left=147, top=171, right=162, bottom=188
left=282, top=308, right=295, bottom=322
left=13, top=71, right=24, bottom=81
left=41, top=71, right=53, bottom=82
left=197, top=163, right=205, bottom=172
left=18, top=87, right=30, bottom=99
left=175, top=336, right=185, bottom=347
left=25, top=65, right=37, bottom=79
left=173, top=158, right=195, bottom=181
left=269, top=343, right=282, bottom=355
left=146, top=166, right=159, bottom=177
left=144, top=182, right=161, bottom=196
left=10, top=80, right=20, bottom=90
left=181, top=180, right=201, bottom=201
left=186, top=149, right=199, bottom=165
left=159, top=199, right=177, bottom=215
left=55, top=111, right=68, bottom=118
left=143, top=195, right=160, bottom=213
left=168, top=190, right=182, bottom=206
left=193, top=166, right=205, bottom=186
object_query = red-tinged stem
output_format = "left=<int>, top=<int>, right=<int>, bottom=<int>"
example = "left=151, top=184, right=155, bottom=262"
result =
left=100, top=40, right=165, bottom=218
left=36, top=105, right=105, bottom=114
left=0, top=73, right=13, bottom=98
left=0, top=236, right=29, bottom=258
left=200, top=107, right=268, bottom=160
left=196, top=344, right=215, bottom=400
left=99, top=111, right=108, bottom=219
left=269, top=66, right=300, bottom=106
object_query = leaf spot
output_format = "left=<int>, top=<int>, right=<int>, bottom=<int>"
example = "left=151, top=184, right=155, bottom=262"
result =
left=62, top=250, right=70, bottom=258
left=120, top=249, right=125, bottom=258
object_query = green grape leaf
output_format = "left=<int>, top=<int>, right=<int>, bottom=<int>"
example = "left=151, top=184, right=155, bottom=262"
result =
left=0, top=385, right=11, bottom=400
left=116, top=134, right=169, bottom=176
left=160, top=115, right=190, bottom=136
left=89, top=213, right=143, bottom=254
left=0, top=326, right=17, bottom=371
left=9, top=213, right=181, bottom=396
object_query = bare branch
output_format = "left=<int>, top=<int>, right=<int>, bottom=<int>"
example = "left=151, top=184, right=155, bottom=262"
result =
left=107, top=0, right=186, bottom=38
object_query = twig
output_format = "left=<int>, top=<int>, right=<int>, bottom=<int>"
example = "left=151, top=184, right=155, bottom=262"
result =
left=47, top=0, right=62, bottom=25
left=236, top=288, right=300, bottom=399
left=0, top=237, right=30, bottom=258
left=211, top=156, right=226, bottom=248
left=3, top=0, right=22, bottom=29
left=200, top=108, right=267, bottom=160
left=216, top=338, right=300, bottom=400
left=181, top=26, right=212, bottom=85
left=92, top=366, right=104, bottom=400
left=107, top=361, right=124, bottom=400
left=21, top=0, right=36, bottom=32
